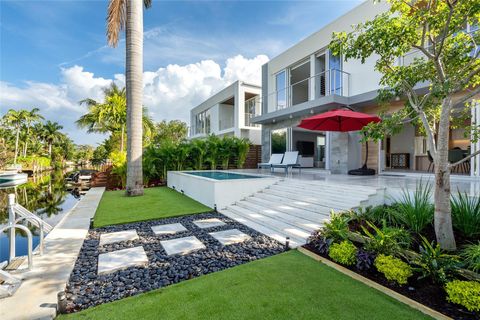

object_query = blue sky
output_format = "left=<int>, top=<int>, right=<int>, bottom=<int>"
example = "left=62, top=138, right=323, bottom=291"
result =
left=1, top=0, right=362, bottom=144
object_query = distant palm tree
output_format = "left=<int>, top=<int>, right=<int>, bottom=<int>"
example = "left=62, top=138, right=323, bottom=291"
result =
left=107, top=0, right=152, bottom=196
left=4, top=109, right=28, bottom=164
left=23, top=108, right=44, bottom=157
left=77, top=83, right=155, bottom=152
left=43, top=121, right=63, bottom=157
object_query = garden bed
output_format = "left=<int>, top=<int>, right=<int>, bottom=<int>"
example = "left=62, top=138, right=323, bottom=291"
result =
left=303, top=243, right=477, bottom=320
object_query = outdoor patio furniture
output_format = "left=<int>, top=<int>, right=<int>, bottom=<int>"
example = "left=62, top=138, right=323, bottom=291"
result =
left=257, top=153, right=284, bottom=171
left=271, top=151, right=301, bottom=174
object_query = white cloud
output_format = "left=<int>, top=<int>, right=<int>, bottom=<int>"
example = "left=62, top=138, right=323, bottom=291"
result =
left=1, top=54, right=269, bottom=144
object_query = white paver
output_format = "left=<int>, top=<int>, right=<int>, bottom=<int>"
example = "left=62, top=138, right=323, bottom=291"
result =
left=99, top=229, right=139, bottom=246
left=209, top=229, right=251, bottom=245
left=193, top=218, right=226, bottom=229
left=151, top=223, right=187, bottom=235
left=160, top=236, right=206, bottom=255
left=97, top=246, right=149, bottom=275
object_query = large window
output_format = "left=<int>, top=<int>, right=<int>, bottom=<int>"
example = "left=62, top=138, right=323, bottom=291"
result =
left=194, top=108, right=211, bottom=135
left=271, top=129, right=287, bottom=154
left=276, top=71, right=287, bottom=110
left=329, top=51, right=342, bottom=95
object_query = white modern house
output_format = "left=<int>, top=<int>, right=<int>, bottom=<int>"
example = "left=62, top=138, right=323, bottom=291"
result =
left=252, top=0, right=480, bottom=177
left=189, top=80, right=262, bottom=145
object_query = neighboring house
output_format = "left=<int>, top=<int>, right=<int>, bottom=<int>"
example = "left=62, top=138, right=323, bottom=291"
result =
left=189, top=80, right=262, bottom=145
left=253, top=0, right=480, bottom=177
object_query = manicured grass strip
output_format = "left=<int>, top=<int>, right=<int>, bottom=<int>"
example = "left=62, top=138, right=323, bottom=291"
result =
left=59, top=250, right=432, bottom=320
left=93, top=187, right=211, bottom=227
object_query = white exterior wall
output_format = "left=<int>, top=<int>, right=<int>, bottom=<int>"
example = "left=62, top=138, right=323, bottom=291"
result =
left=189, top=81, right=262, bottom=144
left=265, top=0, right=390, bottom=104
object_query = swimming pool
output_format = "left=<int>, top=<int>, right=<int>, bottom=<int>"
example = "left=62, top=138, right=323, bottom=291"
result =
left=184, top=171, right=265, bottom=180
left=167, top=171, right=278, bottom=209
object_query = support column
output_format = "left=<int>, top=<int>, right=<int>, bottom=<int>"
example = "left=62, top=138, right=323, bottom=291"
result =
left=309, top=54, right=316, bottom=101
left=325, top=131, right=331, bottom=170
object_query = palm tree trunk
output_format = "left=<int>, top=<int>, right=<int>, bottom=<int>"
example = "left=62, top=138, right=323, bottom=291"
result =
left=125, top=0, right=144, bottom=196
left=14, top=125, right=20, bottom=165
left=24, top=126, right=30, bottom=157
left=434, top=97, right=456, bottom=251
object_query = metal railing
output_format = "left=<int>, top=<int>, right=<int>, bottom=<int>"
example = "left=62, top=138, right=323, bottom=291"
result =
left=244, top=113, right=260, bottom=127
left=264, top=69, right=350, bottom=112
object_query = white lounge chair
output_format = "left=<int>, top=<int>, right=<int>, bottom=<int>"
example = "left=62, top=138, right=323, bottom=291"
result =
left=271, top=151, right=301, bottom=174
left=258, top=153, right=284, bottom=170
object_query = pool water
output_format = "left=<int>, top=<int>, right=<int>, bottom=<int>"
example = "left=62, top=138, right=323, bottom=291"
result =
left=185, top=171, right=264, bottom=180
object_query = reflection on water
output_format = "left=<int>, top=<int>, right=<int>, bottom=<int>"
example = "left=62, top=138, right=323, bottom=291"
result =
left=0, top=170, right=83, bottom=263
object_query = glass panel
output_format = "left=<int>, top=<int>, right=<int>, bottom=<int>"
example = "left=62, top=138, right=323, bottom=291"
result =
left=329, top=51, right=342, bottom=95
left=271, top=129, right=287, bottom=154
left=276, top=71, right=287, bottom=110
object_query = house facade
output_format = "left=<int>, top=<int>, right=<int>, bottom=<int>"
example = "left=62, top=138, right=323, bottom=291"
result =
left=252, top=0, right=480, bottom=177
left=189, top=80, right=262, bottom=145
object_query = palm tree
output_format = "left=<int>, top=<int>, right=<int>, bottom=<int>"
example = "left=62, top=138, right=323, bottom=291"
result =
left=4, top=109, right=28, bottom=164
left=23, top=108, right=44, bottom=157
left=43, top=121, right=63, bottom=157
left=107, top=0, right=151, bottom=196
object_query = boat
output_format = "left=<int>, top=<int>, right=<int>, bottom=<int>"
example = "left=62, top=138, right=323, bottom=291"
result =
left=0, top=171, right=28, bottom=182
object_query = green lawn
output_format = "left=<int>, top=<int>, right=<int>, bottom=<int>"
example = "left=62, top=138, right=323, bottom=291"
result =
left=93, top=187, right=211, bottom=227
left=59, top=250, right=431, bottom=320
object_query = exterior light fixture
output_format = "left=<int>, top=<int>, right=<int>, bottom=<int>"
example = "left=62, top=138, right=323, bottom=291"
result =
left=285, top=237, right=290, bottom=251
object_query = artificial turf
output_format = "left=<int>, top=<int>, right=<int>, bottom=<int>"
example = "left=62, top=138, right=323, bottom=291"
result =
left=59, top=250, right=432, bottom=320
left=93, top=187, right=211, bottom=227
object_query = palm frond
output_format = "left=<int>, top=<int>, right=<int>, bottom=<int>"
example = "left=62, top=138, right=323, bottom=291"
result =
left=107, top=0, right=126, bottom=47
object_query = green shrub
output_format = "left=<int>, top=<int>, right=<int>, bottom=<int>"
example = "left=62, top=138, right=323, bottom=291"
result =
left=374, top=254, right=413, bottom=285
left=358, top=205, right=397, bottom=226
left=361, top=221, right=411, bottom=256
left=413, top=236, right=460, bottom=284
left=110, top=150, right=127, bottom=188
left=445, top=280, right=480, bottom=312
left=451, top=192, right=480, bottom=239
left=328, top=240, right=358, bottom=266
left=320, top=211, right=351, bottom=242
left=461, top=242, right=480, bottom=273
left=389, top=180, right=434, bottom=233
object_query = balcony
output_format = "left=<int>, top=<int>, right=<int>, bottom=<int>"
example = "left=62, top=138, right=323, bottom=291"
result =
left=267, top=69, right=350, bottom=112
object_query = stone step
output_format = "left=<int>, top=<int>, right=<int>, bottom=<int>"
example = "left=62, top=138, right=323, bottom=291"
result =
left=245, top=196, right=330, bottom=222
left=262, top=188, right=354, bottom=211
left=254, top=192, right=334, bottom=215
left=282, top=180, right=381, bottom=194
left=236, top=199, right=322, bottom=233
left=269, top=184, right=370, bottom=204
left=220, top=208, right=304, bottom=248
left=226, top=205, right=310, bottom=244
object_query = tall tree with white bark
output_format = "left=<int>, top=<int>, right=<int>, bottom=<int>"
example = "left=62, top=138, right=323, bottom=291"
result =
left=107, top=0, right=151, bottom=196
left=331, top=0, right=480, bottom=250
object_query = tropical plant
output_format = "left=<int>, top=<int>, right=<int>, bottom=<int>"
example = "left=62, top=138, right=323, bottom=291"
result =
left=308, top=231, right=333, bottom=255
left=106, top=0, right=153, bottom=196
left=357, top=205, right=397, bottom=226
left=3, top=108, right=28, bottom=164
left=320, top=211, right=351, bottom=242
left=235, top=138, right=251, bottom=169
left=22, top=108, right=44, bottom=157
left=374, top=254, right=412, bottom=286
left=218, top=136, right=235, bottom=169
left=110, top=151, right=127, bottom=188
left=190, top=139, right=207, bottom=170
left=152, top=120, right=188, bottom=146
left=445, top=280, right=480, bottom=312
left=388, top=181, right=434, bottom=234
left=451, top=192, right=480, bottom=239
left=413, top=236, right=460, bottom=284
left=461, top=242, right=480, bottom=273
left=205, top=135, right=220, bottom=170
left=330, top=0, right=480, bottom=250
left=43, top=121, right=64, bottom=157
left=356, top=249, right=376, bottom=271
left=361, top=221, right=411, bottom=256
left=328, top=240, right=358, bottom=266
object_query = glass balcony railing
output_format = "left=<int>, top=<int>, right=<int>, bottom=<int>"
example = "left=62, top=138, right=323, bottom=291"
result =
left=265, top=69, right=350, bottom=112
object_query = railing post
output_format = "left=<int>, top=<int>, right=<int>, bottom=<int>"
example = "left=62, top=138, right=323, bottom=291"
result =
left=8, top=194, right=16, bottom=263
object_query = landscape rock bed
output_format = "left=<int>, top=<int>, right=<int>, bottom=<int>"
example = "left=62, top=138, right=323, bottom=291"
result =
left=65, top=212, right=285, bottom=312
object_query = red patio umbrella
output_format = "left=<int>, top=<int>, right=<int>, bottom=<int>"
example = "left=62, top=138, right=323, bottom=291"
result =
left=298, top=109, right=381, bottom=175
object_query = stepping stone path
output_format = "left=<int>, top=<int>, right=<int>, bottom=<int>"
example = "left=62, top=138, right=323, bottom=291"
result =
left=97, top=247, right=148, bottom=275
left=209, top=229, right=251, bottom=246
left=193, top=218, right=226, bottom=229
left=99, top=229, right=139, bottom=246
left=160, top=236, right=206, bottom=255
left=151, top=223, right=187, bottom=235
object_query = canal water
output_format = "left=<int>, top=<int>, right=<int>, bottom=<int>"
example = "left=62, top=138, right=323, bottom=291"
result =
left=0, top=170, right=84, bottom=263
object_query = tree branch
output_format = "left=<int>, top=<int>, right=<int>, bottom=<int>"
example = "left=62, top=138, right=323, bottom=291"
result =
left=452, top=86, right=480, bottom=109
left=436, top=2, right=455, bottom=59
left=449, top=149, right=480, bottom=168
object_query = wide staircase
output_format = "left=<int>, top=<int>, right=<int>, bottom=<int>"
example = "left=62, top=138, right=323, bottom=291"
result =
left=220, top=179, right=385, bottom=248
